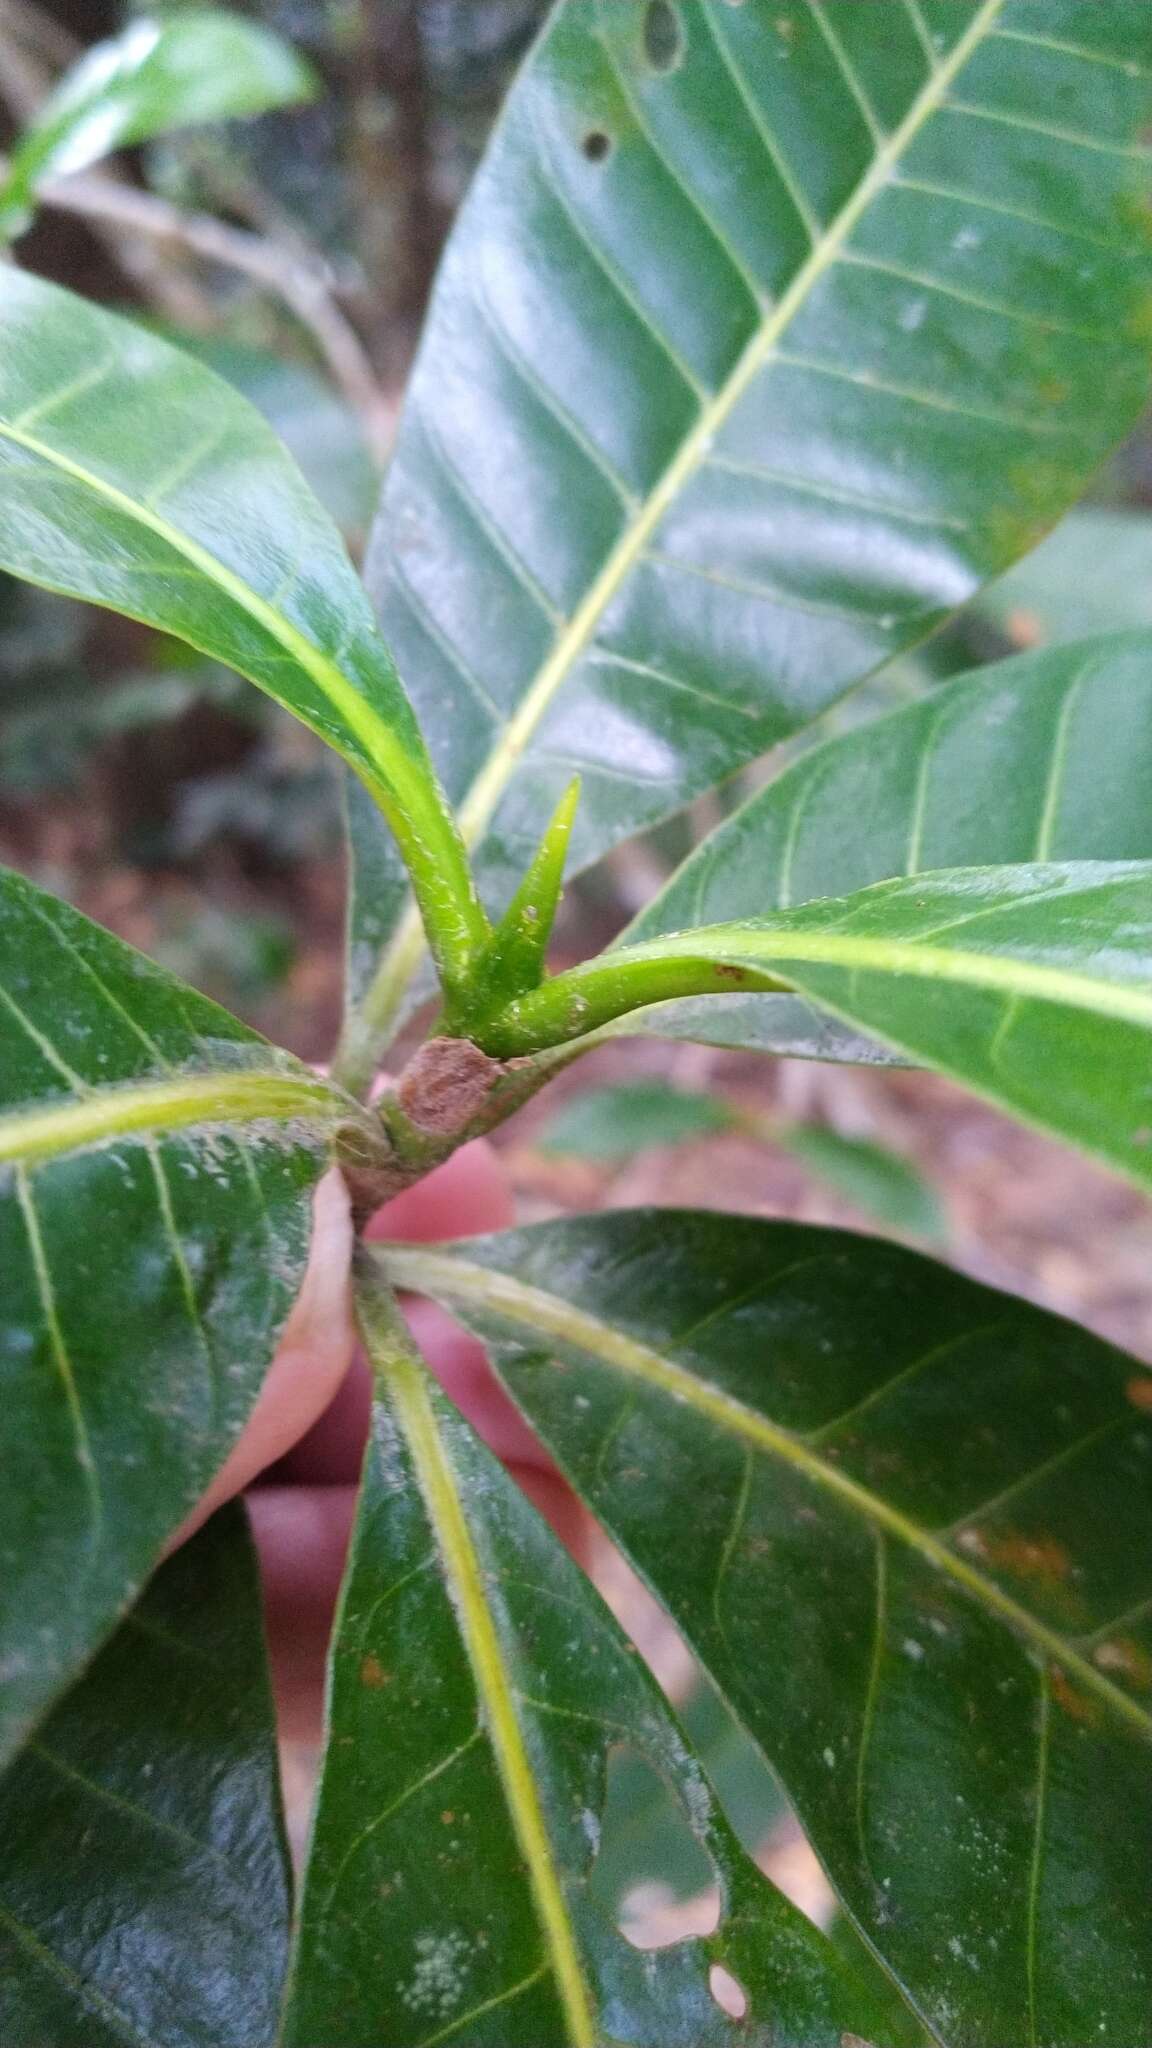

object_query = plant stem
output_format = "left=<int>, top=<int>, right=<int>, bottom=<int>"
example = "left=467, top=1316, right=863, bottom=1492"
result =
left=472, top=945, right=784, bottom=1057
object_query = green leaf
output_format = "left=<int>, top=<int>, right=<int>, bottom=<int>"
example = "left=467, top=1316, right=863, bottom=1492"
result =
left=167, top=335, right=378, bottom=536
left=0, top=1504, right=291, bottom=2047
left=284, top=1260, right=921, bottom=2048
left=979, top=507, right=1152, bottom=646
left=0, top=10, right=316, bottom=239
left=340, top=0, right=1152, bottom=1083
left=385, top=1216, right=1152, bottom=2048
left=0, top=272, right=487, bottom=999
left=0, top=864, right=358, bottom=1763
left=777, top=1126, right=944, bottom=1240
left=538, top=1079, right=736, bottom=1158
left=481, top=861, right=1152, bottom=1195
left=629, top=634, right=1152, bottom=1060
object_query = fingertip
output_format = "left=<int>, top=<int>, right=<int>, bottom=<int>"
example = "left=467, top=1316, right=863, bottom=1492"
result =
left=167, top=1169, right=357, bottom=1548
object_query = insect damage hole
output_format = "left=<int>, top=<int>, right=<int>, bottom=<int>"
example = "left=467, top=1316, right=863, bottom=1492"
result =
left=589, top=1745, right=719, bottom=1950
left=710, top=1965, right=748, bottom=2019
left=581, top=129, right=613, bottom=163
left=643, top=0, right=684, bottom=73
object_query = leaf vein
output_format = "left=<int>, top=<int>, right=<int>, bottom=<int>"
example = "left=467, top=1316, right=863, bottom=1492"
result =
left=385, top=1249, right=1152, bottom=1746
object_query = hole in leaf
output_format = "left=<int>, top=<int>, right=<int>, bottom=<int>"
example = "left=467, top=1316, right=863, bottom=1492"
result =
left=710, top=1965, right=748, bottom=2019
left=643, top=0, right=684, bottom=72
left=589, top=1745, right=719, bottom=1949
left=581, top=129, right=613, bottom=163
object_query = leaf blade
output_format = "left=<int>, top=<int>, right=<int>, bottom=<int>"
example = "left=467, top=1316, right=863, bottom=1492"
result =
left=638, top=633, right=1152, bottom=928
left=343, top=0, right=1152, bottom=1074
left=0, top=10, right=316, bottom=236
left=0, top=1504, right=291, bottom=2048
left=483, top=862, right=1152, bottom=1194
left=0, top=273, right=486, bottom=994
left=0, top=866, right=354, bottom=1762
left=386, top=1216, right=1152, bottom=2046
left=284, top=1260, right=921, bottom=2048
left=629, top=632, right=1152, bottom=1059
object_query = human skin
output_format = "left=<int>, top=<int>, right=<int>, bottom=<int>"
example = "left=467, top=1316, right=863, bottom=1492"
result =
left=177, top=1144, right=588, bottom=1742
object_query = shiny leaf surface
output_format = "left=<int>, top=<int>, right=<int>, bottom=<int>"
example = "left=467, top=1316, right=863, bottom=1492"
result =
left=627, top=633, right=1152, bottom=1061
left=170, top=335, right=377, bottom=537
left=0, top=1505, right=291, bottom=2047
left=484, top=862, right=1152, bottom=1194
left=284, top=1264, right=920, bottom=2048
left=388, top=1216, right=1152, bottom=2047
left=0, top=272, right=485, bottom=996
left=0, top=11, right=315, bottom=237
left=0, top=864, right=353, bottom=1762
left=342, top=0, right=1152, bottom=1080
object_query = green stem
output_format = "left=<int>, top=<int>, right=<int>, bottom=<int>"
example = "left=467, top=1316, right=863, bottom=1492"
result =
left=355, top=757, right=490, bottom=1017
left=472, top=943, right=783, bottom=1057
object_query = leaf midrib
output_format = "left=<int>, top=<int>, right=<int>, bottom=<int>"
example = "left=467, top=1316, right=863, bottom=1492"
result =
left=613, top=919, right=1152, bottom=1031
left=0, top=416, right=409, bottom=803
left=383, top=1246, right=1152, bottom=1747
left=363, top=1297, right=598, bottom=2048
left=0, top=1071, right=347, bottom=1167
left=356, top=0, right=1006, bottom=1046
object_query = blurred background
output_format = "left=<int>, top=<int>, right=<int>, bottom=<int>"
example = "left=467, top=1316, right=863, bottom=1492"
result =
left=4, top=0, right=1152, bottom=1944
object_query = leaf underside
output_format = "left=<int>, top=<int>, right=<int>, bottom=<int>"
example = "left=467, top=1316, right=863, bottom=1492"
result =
left=345, top=0, right=1152, bottom=1064
left=388, top=1215, right=1152, bottom=2048
left=0, top=865, right=346, bottom=1762
left=284, top=1269, right=921, bottom=2048
left=0, top=1505, right=292, bottom=2048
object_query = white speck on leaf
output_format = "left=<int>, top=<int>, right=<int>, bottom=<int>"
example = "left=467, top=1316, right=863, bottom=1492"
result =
left=400, top=1931, right=471, bottom=2020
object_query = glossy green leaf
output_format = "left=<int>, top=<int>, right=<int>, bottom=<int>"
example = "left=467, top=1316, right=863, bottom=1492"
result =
left=777, top=1126, right=944, bottom=1241
left=979, top=507, right=1152, bottom=645
left=538, top=1079, right=736, bottom=1158
left=0, top=1504, right=291, bottom=2047
left=0, top=272, right=486, bottom=999
left=0, top=11, right=316, bottom=239
left=284, top=1261, right=921, bottom=2048
left=0, top=863, right=359, bottom=1763
left=482, top=862, right=1152, bottom=1195
left=628, top=633, right=1152, bottom=1061
left=387, top=1215, right=1152, bottom=2047
left=340, top=0, right=1152, bottom=1082
left=169, top=336, right=378, bottom=537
